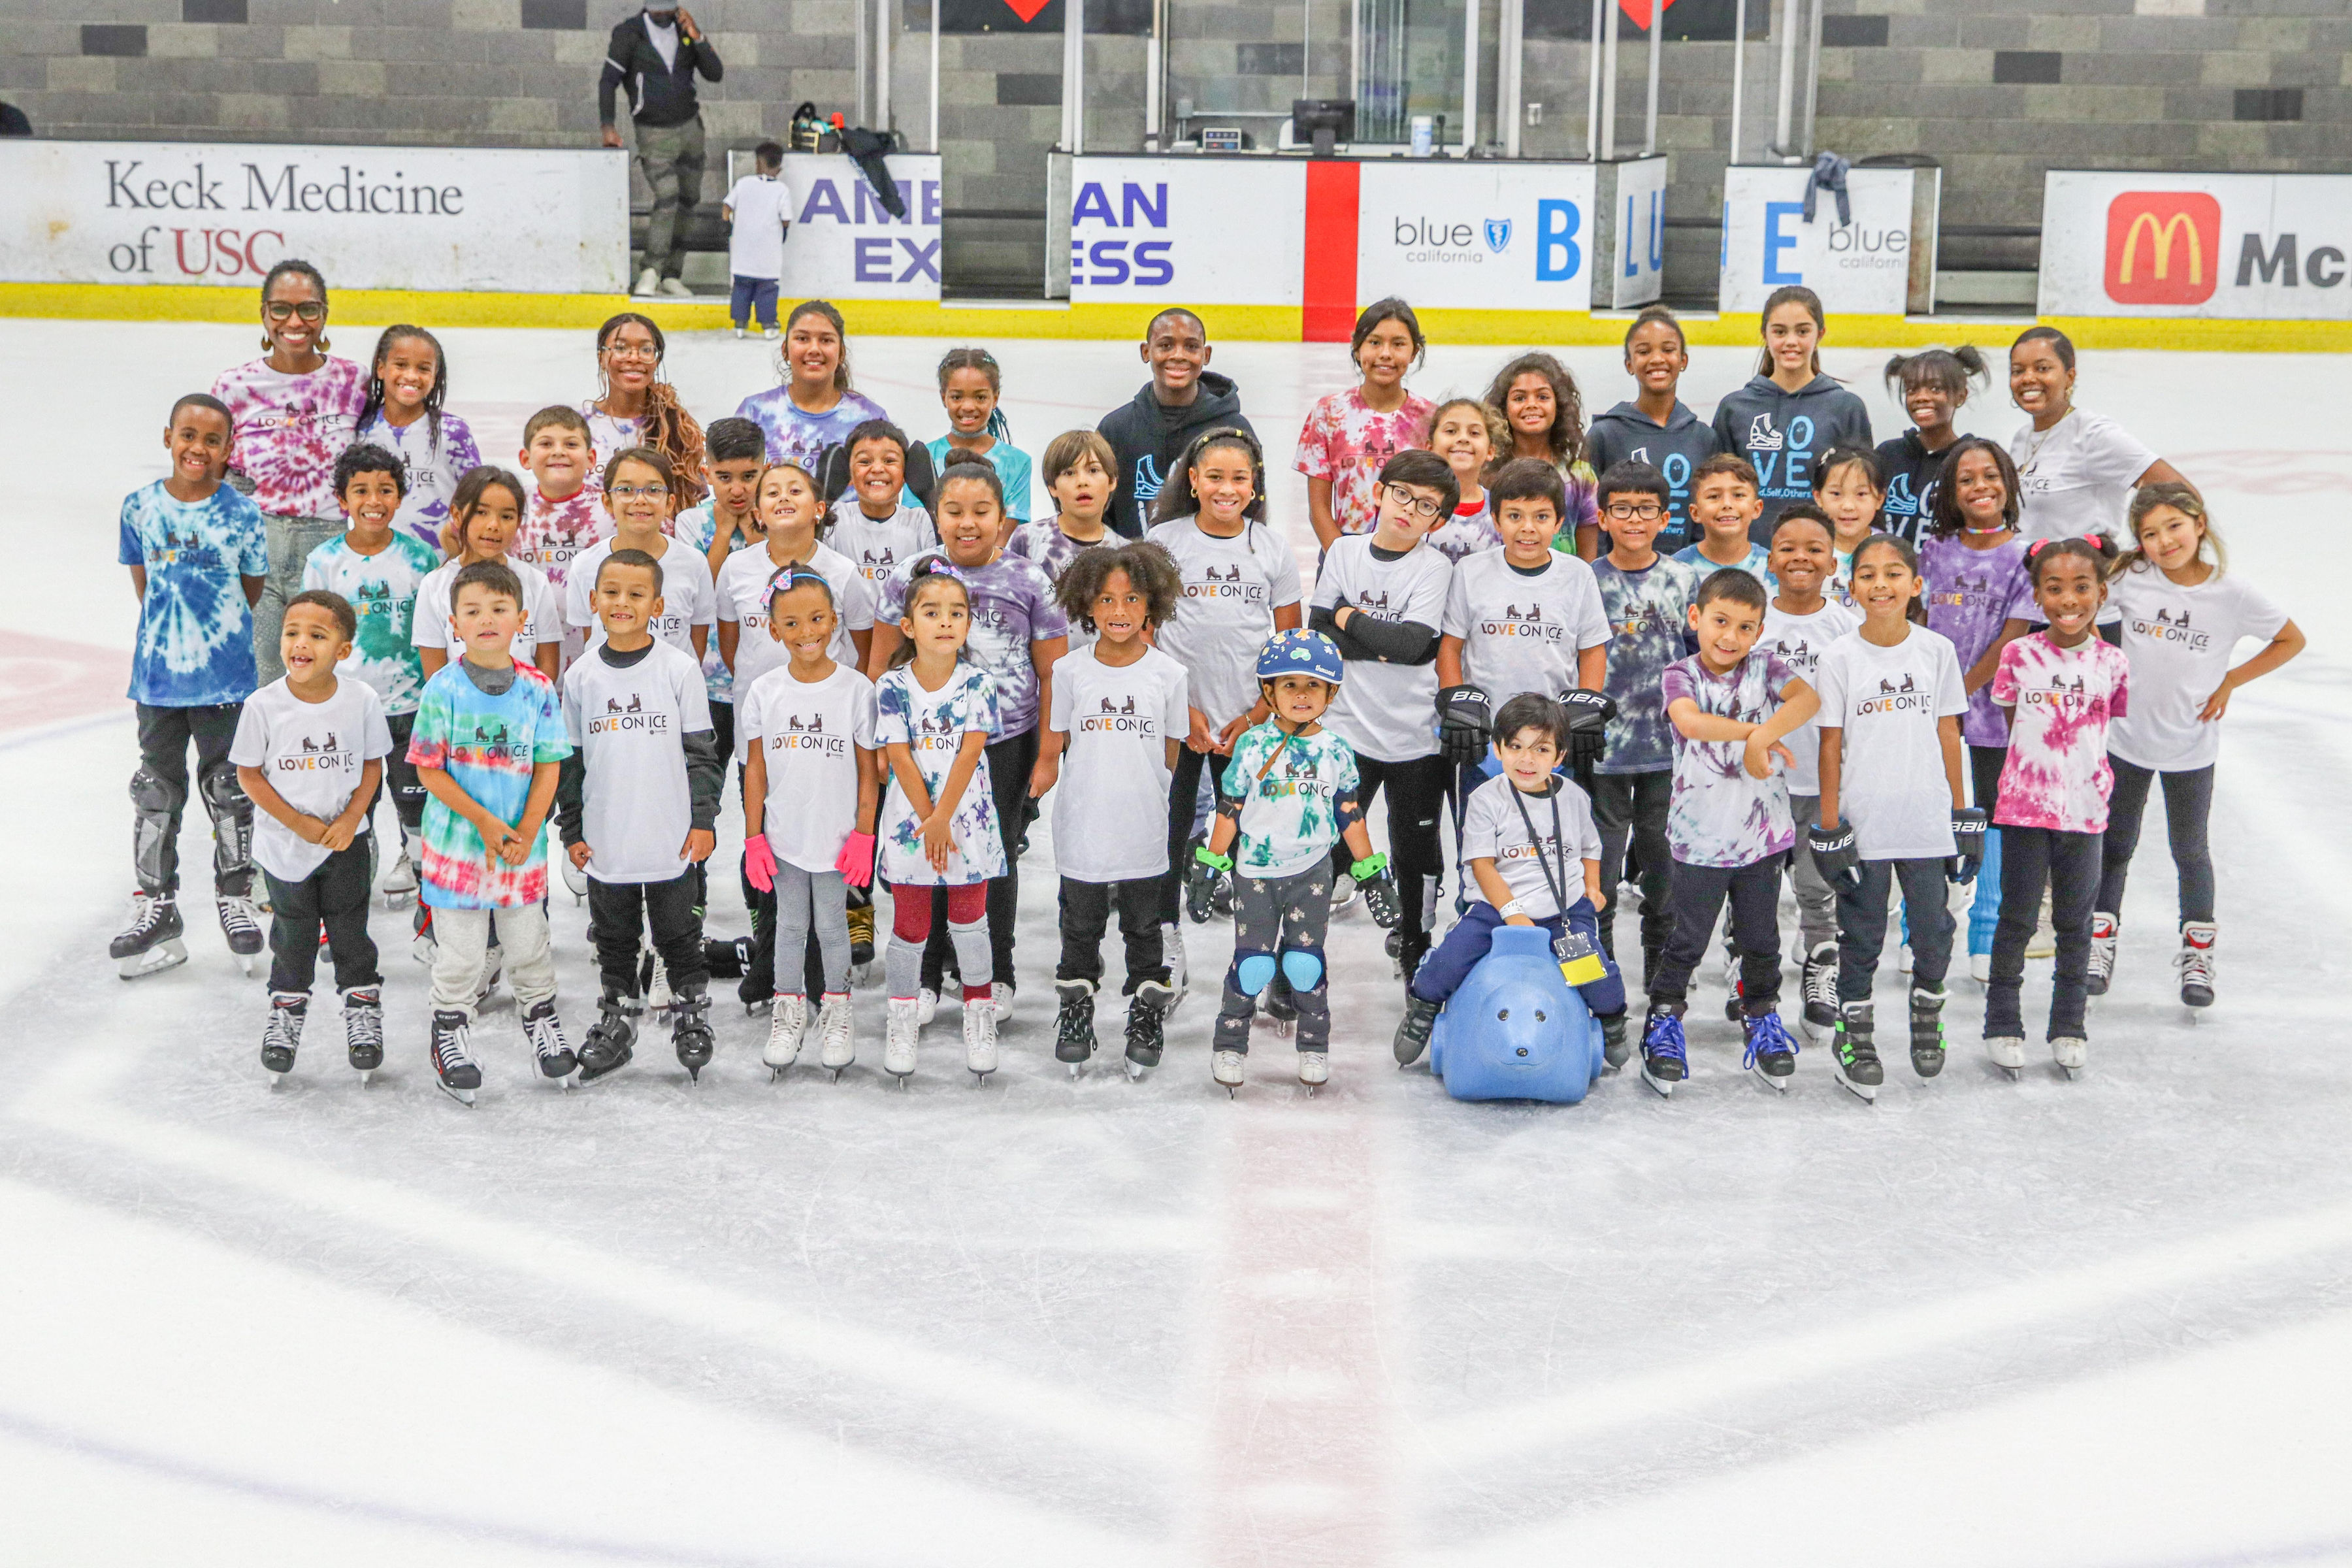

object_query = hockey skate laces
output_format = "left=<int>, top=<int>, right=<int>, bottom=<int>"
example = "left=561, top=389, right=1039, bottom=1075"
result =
left=1742, top=1011, right=1799, bottom=1070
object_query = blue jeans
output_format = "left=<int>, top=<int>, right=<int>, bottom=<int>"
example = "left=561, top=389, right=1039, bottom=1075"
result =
left=1412, top=899, right=1627, bottom=1019
left=729, top=274, right=779, bottom=329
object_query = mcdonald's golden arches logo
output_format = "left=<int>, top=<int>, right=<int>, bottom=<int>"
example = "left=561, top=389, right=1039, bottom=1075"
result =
left=2104, top=191, right=2221, bottom=304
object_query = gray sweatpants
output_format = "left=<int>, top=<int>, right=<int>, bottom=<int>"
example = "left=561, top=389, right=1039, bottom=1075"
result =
left=430, top=904, right=555, bottom=1014
left=773, top=862, right=851, bottom=998
left=1786, top=793, right=1837, bottom=953
left=1215, top=862, right=1333, bottom=1054
left=255, top=513, right=343, bottom=684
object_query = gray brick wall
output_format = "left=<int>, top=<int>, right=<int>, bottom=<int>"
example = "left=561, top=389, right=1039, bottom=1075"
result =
left=7, top=0, right=2352, bottom=299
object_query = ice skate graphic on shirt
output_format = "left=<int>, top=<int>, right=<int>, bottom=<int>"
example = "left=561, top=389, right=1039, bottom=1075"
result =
left=1746, top=414, right=1785, bottom=451
left=2136, top=606, right=2213, bottom=651
left=1132, top=456, right=1166, bottom=508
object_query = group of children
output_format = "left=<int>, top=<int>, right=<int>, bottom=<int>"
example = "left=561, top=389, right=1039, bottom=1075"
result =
left=115, top=269, right=2303, bottom=1105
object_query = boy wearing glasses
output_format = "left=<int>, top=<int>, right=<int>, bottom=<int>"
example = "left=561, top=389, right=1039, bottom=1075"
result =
left=1674, top=454, right=1777, bottom=586
left=1307, top=448, right=1458, bottom=984
left=1590, top=460, right=1704, bottom=977
left=564, top=466, right=718, bottom=661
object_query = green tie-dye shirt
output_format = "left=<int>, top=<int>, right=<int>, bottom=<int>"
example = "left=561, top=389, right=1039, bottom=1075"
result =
left=1220, top=721, right=1361, bottom=880
left=301, top=531, right=442, bottom=715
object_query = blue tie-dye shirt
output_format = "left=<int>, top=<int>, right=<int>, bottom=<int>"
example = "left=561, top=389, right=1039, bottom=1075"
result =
left=118, top=479, right=269, bottom=707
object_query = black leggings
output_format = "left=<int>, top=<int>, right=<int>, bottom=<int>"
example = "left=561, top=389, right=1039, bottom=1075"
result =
left=1968, top=743, right=2007, bottom=812
left=2098, top=759, right=2214, bottom=925
left=1987, top=824, right=2099, bottom=1040
left=1331, top=751, right=1450, bottom=955
left=1161, top=745, right=1233, bottom=925
left=921, top=727, right=1038, bottom=993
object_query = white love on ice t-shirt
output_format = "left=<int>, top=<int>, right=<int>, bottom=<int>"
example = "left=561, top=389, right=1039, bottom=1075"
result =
left=559, top=640, right=715, bottom=884
left=828, top=498, right=938, bottom=587
left=2009, top=408, right=2157, bottom=544
left=2106, top=563, right=2286, bottom=773
left=1812, top=625, right=1968, bottom=861
left=716, top=542, right=877, bottom=747
left=564, top=535, right=719, bottom=659
left=1458, top=773, right=1601, bottom=921
left=1145, top=515, right=1303, bottom=727
left=229, top=676, right=393, bottom=883
left=1442, top=549, right=1612, bottom=708
left=1761, top=599, right=1860, bottom=796
left=1312, top=535, right=1453, bottom=764
left=739, top=662, right=878, bottom=874
left=1046, top=644, right=1190, bottom=884
left=412, top=556, right=564, bottom=665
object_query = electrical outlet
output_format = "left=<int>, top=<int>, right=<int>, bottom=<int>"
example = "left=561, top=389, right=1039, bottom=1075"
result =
left=1526, top=101, right=1543, bottom=126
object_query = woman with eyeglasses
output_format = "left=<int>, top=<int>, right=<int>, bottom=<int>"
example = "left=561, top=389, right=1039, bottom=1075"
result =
left=582, top=312, right=706, bottom=508
left=210, top=259, right=368, bottom=683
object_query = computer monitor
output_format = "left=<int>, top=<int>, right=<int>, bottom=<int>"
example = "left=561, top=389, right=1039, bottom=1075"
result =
left=1292, top=99, right=1356, bottom=157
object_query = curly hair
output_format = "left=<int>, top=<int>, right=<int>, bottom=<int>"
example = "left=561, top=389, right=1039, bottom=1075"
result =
left=1482, top=351, right=1586, bottom=467
left=596, top=312, right=707, bottom=506
left=1053, top=540, right=1182, bottom=632
left=1925, top=437, right=2021, bottom=538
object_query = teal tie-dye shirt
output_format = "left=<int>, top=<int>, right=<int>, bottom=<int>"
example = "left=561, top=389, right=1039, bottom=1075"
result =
left=406, top=660, right=572, bottom=910
left=117, top=479, right=269, bottom=708
left=301, top=531, right=442, bottom=715
left=1220, top=722, right=1361, bottom=880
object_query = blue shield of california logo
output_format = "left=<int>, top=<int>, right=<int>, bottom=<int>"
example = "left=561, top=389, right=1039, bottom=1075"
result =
left=1483, top=218, right=1512, bottom=254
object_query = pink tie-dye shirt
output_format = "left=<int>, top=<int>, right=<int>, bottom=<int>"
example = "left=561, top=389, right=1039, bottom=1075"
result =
left=514, top=482, right=611, bottom=601
left=1990, top=632, right=2131, bottom=834
left=1294, top=387, right=1435, bottom=536
left=210, top=355, right=368, bottom=518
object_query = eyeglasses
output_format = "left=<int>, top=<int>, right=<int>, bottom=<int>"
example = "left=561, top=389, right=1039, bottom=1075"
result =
left=1382, top=483, right=1443, bottom=523
left=609, top=483, right=670, bottom=500
left=265, top=301, right=325, bottom=322
left=1605, top=501, right=1665, bottom=522
left=605, top=342, right=662, bottom=362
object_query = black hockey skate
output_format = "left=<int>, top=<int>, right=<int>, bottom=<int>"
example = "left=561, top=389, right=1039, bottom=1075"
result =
left=1741, top=1010, right=1800, bottom=1092
left=216, top=892, right=265, bottom=977
left=523, top=1000, right=576, bottom=1085
left=343, top=987, right=385, bottom=1081
left=672, top=992, right=714, bottom=1082
left=1801, top=941, right=1838, bottom=1044
left=1124, top=980, right=1173, bottom=1078
left=1909, top=987, right=1948, bottom=1079
left=1054, top=981, right=1096, bottom=1075
left=576, top=995, right=638, bottom=1083
left=1599, top=1010, right=1631, bottom=1071
left=261, top=992, right=306, bottom=1084
left=1831, top=1002, right=1882, bottom=1104
left=1393, top=995, right=1439, bottom=1066
left=111, top=893, right=188, bottom=980
left=430, top=1009, right=481, bottom=1106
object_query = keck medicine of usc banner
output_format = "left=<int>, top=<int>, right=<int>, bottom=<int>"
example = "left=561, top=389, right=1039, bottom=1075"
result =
left=2042, top=170, right=2352, bottom=319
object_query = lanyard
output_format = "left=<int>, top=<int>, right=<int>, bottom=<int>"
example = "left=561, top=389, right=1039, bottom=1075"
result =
left=1506, top=782, right=1570, bottom=918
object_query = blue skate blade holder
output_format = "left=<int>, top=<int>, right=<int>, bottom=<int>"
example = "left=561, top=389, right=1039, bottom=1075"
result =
left=1428, top=924, right=1605, bottom=1103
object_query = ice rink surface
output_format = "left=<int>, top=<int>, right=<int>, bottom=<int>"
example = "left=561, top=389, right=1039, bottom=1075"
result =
left=3, top=319, right=2349, bottom=1566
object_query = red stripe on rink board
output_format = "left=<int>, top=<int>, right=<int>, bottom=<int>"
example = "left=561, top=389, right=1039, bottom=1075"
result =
left=1201, top=1081, right=1396, bottom=1565
left=1301, top=161, right=1362, bottom=344
left=0, top=630, right=131, bottom=734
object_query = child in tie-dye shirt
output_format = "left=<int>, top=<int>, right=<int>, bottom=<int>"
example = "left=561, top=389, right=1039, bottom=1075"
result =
left=301, top=442, right=441, bottom=901
left=1984, top=536, right=2130, bottom=1077
left=406, top=559, right=576, bottom=1100
left=511, top=406, right=608, bottom=662
left=1639, top=568, right=1818, bottom=1098
left=110, top=393, right=271, bottom=980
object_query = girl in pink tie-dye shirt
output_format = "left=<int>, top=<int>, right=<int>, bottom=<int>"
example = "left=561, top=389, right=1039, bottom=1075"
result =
left=1983, top=535, right=2129, bottom=1077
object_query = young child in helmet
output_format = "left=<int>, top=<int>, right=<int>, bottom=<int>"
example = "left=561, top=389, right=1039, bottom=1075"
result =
left=1392, top=693, right=1630, bottom=1070
left=1186, top=630, right=1401, bottom=1094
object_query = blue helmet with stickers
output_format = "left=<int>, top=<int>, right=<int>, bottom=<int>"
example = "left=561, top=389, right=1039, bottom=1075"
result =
left=1255, top=629, right=1345, bottom=687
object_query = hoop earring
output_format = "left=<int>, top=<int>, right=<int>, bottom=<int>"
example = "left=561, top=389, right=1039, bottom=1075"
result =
left=317, top=333, right=331, bottom=351
left=261, top=333, right=273, bottom=351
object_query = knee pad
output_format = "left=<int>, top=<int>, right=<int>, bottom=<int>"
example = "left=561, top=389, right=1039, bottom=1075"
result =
left=1279, top=947, right=1324, bottom=993
left=131, top=765, right=183, bottom=819
left=1231, top=950, right=1277, bottom=997
left=199, top=763, right=248, bottom=821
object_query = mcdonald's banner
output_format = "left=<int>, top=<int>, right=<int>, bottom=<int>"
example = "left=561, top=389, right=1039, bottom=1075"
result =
left=2040, top=170, right=2352, bottom=319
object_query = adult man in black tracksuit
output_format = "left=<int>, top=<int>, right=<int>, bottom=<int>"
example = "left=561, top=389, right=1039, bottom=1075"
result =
left=600, top=6, right=724, bottom=297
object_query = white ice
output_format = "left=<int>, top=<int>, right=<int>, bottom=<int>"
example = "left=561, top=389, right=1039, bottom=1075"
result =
left=3, top=319, right=2349, bottom=1566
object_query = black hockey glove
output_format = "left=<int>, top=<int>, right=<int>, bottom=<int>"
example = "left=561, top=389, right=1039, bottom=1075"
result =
left=1948, top=806, right=1989, bottom=885
left=1807, top=821, right=1862, bottom=897
left=1187, top=843, right=1232, bottom=925
left=1435, top=685, right=1493, bottom=767
left=1352, top=853, right=1401, bottom=929
left=1558, top=687, right=1618, bottom=772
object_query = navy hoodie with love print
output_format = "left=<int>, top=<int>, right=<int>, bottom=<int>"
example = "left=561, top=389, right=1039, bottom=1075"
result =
left=1708, top=373, right=1872, bottom=543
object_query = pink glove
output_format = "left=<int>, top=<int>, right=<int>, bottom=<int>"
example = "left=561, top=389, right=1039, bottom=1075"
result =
left=834, top=830, right=877, bottom=886
left=743, top=832, right=777, bottom=893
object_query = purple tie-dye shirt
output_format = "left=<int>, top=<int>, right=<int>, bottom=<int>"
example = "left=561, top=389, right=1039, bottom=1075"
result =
left=1989, top=633, right=2130, bottom=834
left=1921, top=534, right=2036, bottom=747
left=732, top=385, right=892, bottom=474
left=211, top=356, right=368, bottom=518
left=1658, top=649, right=1800, bottom=869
